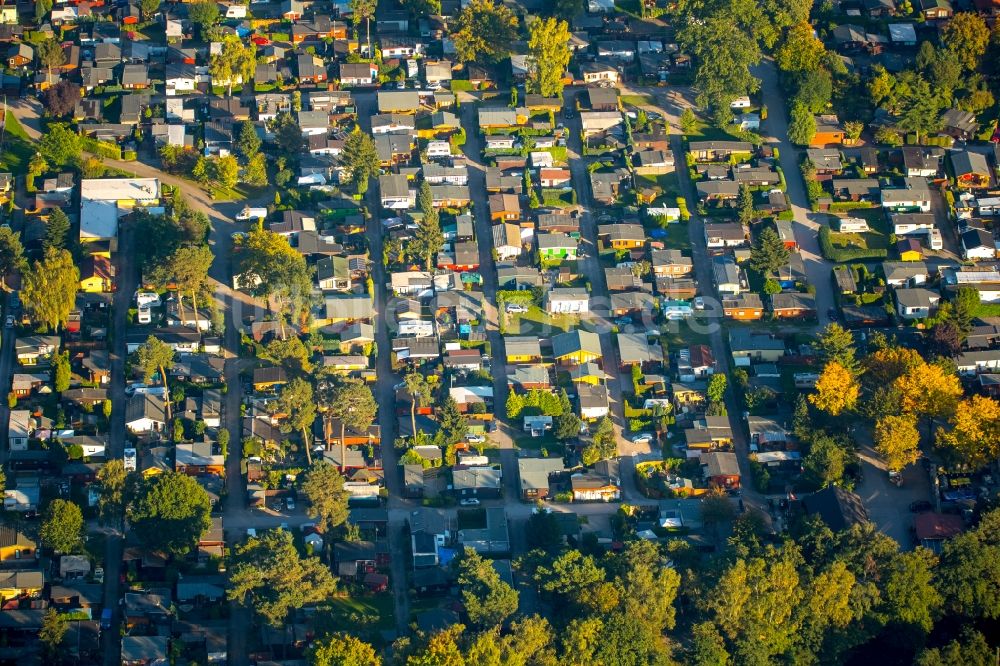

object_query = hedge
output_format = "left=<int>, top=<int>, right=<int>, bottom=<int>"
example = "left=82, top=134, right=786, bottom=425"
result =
left=819, top=226, right=888, bottom=262
left=827, top=200, right=876, bottom=212
left=81, top=137, right=122, bottom=160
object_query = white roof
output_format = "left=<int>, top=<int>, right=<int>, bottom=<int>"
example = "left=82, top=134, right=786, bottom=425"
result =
left=80, top=199, right=119, bottom=241
left=81, top=177, right=160, bottom=202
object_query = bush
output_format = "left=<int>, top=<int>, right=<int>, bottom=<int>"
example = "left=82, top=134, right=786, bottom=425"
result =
left=554, top=491, right=573, bottom=503
left=123, top=150, right=137, bottom=161
left=676, top=197, right=691, bottom=221
left=81, top=137, right=123, bottom=160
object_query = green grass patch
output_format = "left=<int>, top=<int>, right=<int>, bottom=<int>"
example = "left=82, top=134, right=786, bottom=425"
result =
left=508, top=305, right=579, bottom=335
left=326, top=594, right=395, bottom=630
left=0, top=111, right=34, bottom=173
left=684, top=119, right=754, bottom=143
left=658, top=320, right=713, bottom=350
left=635, top=173, right=680, bottom=201
left=621, top=93, right=653, bottom=106
left=541, top=189, right=574, bottom=207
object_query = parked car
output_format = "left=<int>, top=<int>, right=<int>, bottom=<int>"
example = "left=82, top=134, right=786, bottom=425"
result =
left=467, top=434, right=486, bottom=444
left=693, top=297, right=705, bottom=310
left=459, top=498, right=480, bottom=506
left=631, top=432, right=654, bottom=444
left=285, top=497, right=295, bottom=510
left=4, top=314, right=13, bottom=328
left=505, top=303, right=528, bottom=314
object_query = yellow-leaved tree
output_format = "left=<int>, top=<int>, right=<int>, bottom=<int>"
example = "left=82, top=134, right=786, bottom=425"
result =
left=937, top=395, right=1000, bottom=468
left=893, top=361, right=962, bottom=423
left=874, top=414, right=920, bottom=472
left=809, top=361, right=859, bottom=416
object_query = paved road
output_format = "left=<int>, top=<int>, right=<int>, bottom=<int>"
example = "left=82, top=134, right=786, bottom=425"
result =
left=457, top=97, right=519, bottom=500
left=101, top=214, right=139, bottom=666
left=754, top=61, right=834, bottom=331
left=355, top=90, right=412, bottom=636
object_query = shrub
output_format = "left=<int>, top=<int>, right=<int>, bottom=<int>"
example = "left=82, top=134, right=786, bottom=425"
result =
left=819, top=226, right=888, bottom=262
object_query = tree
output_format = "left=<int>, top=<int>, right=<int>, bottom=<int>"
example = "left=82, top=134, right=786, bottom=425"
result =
left=301, top=462, right=351, bottom=537
left=410, top=209, right=444, bottom=271
left=36, top=38, right=65, bottom=85
left=229, top=528, right=337, bottom=626
left=341, top=131, right=380, bottom=194
left=843, top=120, right=864, bottom=143
left=937, top=509, right=1000, bottom=620
left=897, top=75, right=942, bottom=143
left=44, top=208, right=70, bottom=252
left=350, top=0, right=377, bottom=59
left=215, top=154, right=240, bottom=188
left=749, top=227, right=791, bottom=276
left=792, top=68, right=833, bottom=113
left=809, top=361, right=859, bottom=416
left=42, top=80, right=81, bottom=118
left=435, top=396, right=468, bottom=451
left=930, top=320, right=963, bottom=359
left=937, top=395, right=1000, bottom=467
left=129, top=472, right=212, bottom=556
left=916, top=630, right=994, bottom=666
left=234, top=223, right=313, bottom=338
left=737, top=184, right=755, bottom=225
left=884, top=548, right=941, bottom=631
left=706, top=552, right=804, bottom=663
left=707, top=373, right=727, bottom=405
left=272, top=112, right=305, bottom=159
left=788, top=104, right=816, bottom=146
left=187, top=0, right=220, bottom=36
left=689, top=622, right=730, bottom=665
left=680, top=108, right=698, bottom=134
left=874, top=415, right=920, bottom=472
left=269, top=377, right=318, bottom=465
left=527, top=17, right=571, bottom=97
left=244, top=152, right=268, bottom=186
left=0, top=227, right=24, bottom=292
left=942, top=12, right=989, bottom=71
left=815, top=323, right=858, bottom=374
left=452, top=0, right=518, bottom=64
left=803, top=435, right=847, bottom=487
left=403, top=372, right=431, bottom=439
left=583, top=415, right=616, bottom=465
left=679, top=12, right=762, bottom=115
left=261, top=336, right=313, bottom=375
left=168, top=244, right=214, bottom=329
left=775, top=21, right=825, bottom=73
left=35, top=0, right=52, bottom=22
left=210, top=35, right=256, bottom=96
left=324, top=378, right=377, bottom=472
left=236, top=120, right=262, bottom=159
left=554, top=409, right=582, bottom=441
left=39, top=609, right=68, bottom=659
left=456, top=547, right=519, bottom=627
left=38, top=123, right=82, bottom=167
left=308, top=633, right=381, bottom=666
left=40, top=499, right=84, bottom=553
left=895, top=360, right=962, bottom=423
left=22, top=247, right=79, bottom=332
left=96, top=459, right=126, bottom=527
left=52, top=351, right=71, bottom=393
left=132, top=336, right=176, bottom=421
left=139, top=0, right=160, bottom=19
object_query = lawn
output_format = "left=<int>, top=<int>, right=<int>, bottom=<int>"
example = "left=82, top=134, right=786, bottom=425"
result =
left=684, top=119, right=757, bottom=144
left=658, top=319, right=713, bottom=350
left=507, top=305, right=579, bottom=335
left=647, top=220, right=690, bottom=251
left=634, top=172, right=681, bottom=201
left=326, top=593, right=395, bottom=631
left=828, top=230, right=888, bottom=251
left=541, top=188, right=574, bottom=208
left=621, top=93, right=654, bottom=106
left=0, top=113, right=34, bottom=173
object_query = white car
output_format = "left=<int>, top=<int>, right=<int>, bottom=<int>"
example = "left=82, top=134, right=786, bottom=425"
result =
left=4, top=314, right=13, bottom=328
left=631, top=433, right=655, bottom=445
left=693, top=297, right=706, bottom=310
left=505, top=304, right=529, bottom=314
left=459, top=498, right=481, bottom=506
left=285, top=497, right=295, bottom=510
left=467, top=434, right=486, bottom=444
